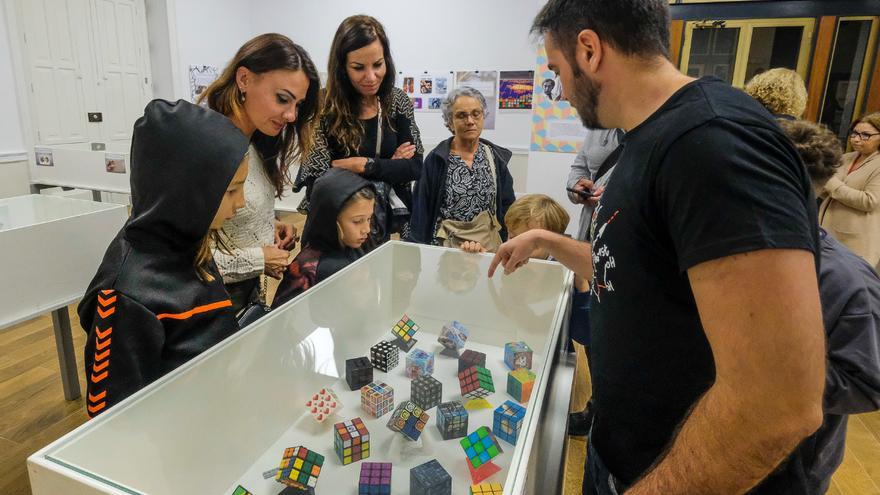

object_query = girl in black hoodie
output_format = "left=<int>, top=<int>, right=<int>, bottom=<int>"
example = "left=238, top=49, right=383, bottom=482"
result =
left=272, top=168, right=377, bottom=307
left=78, top=99, right=249, bottom=417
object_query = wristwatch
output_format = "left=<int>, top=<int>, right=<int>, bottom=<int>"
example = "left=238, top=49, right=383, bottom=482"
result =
left=364, top=157, right=377, bottom=175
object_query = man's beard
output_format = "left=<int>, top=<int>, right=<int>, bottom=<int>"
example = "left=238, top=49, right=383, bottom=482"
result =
left=569, top=65, right=603, bottom=129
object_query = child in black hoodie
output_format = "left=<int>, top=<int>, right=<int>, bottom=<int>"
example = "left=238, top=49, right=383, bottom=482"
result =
left=78, top=99, right=249, bottom=417
left=272, top=168, right=377, bottom=307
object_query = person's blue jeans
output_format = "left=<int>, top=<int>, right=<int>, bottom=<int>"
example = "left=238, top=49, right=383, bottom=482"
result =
left=584, top=438, right=627, bottom=495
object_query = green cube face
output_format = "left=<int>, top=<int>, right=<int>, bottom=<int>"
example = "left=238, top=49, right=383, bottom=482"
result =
left=474, top=442, right=485, bottom=454
left=487, top=445, right=500, bottom=457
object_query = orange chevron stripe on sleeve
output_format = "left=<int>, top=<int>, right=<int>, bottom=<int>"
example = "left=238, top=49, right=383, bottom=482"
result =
left=95, top=337, right=111, bottom=351
left=100, top=289, right=115, bottom=296
left=87, top=402, right=106, bottom=415
left=156, top=299, right=233, bottom=321
left=92, top=359, right=109, bottom=373
left=88, top=390, right=106, bottom=402
left=95, top=326, right=112, bottom=340
left=91, top=370, right=108, bottom=383
left=96, top=306, right=116, bottom=319
left=97, top=295, right=117, bottom=307
left=94, top=348, right=110, bottom=362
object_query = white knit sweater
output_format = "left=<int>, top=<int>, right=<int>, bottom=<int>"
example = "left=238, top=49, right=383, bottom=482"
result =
left=213, top=146, right=275, bottom=284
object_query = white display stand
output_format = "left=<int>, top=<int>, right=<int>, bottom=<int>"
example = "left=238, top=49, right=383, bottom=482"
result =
left=0, top=194, right=128, bottom=400
left=29, top=242, right=573, bottom=495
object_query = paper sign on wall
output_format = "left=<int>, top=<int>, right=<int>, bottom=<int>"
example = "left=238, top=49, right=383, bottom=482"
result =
left=105, top=153, right=126, bottom=174
left=35, top=147, right=54, bottom=167
left=455, top=71, right=498, bottom=130
left=499, top=71, right=534, bottom=110
left=189, top=65, right=219, bottom=102
left=531, top=45, right=586, bottom=153
left=397, top=71, right=453, bottom=112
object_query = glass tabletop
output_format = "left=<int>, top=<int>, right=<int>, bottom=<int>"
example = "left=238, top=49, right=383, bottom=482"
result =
left=0, top=194, right=123, bottom=233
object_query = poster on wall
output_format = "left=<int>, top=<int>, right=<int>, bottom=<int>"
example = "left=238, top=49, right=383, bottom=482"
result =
left=34, top=147, right=54, bottom=167
left=105, top=153, right=126, bottom=174
left=531, top=44, right=587, bottom=153
left=454, top=71, right=498, bottom=129
left=397, top=71, right=453, bottom=112
left=189, top=65, right=219, bottom=102
left=498, top=71, right=534, bottom=110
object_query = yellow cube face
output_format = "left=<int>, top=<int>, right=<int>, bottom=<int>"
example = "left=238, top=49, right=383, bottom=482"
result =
left=293, top=458, right=304, bottom=469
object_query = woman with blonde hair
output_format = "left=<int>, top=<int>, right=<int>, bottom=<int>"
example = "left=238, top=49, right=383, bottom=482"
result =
left=199, top=33, right=321, bottom=314
left=820, top=112, right=880, bottom=268
left=744, top=68, right=807, bottom=119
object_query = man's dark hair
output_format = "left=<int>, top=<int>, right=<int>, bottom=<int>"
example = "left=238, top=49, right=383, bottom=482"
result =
left=532, top=0, right=670, bottom=61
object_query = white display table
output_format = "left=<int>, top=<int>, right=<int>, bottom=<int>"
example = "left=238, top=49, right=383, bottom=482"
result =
left=0, top=194, right=128, bottom=400
left=28, top=242, right=574, bottom=494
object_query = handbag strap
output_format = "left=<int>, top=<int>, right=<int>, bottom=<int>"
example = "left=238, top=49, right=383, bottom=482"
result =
left=375, top=101, right=383, bottom=159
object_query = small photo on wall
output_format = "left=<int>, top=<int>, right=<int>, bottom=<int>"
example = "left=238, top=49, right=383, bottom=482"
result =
left=411, top=97, right=423, bottom=110
left=35, top=147, right=54, bottom=167
left=402, top=77, right=415, bottom=94
left=435, top=77, right=448, bottom=95
left=429, top=98, right=442, bottom=110
left=420, top=78, right=433, bottom=94
left=105, top=154, right=126, bottom=174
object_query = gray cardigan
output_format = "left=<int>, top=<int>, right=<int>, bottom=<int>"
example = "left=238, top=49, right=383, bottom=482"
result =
left=566, top=129, right=621, bottom=240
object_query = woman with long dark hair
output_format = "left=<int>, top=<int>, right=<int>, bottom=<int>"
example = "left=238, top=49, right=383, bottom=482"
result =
left=199, top=33, right=321, bottom=314
left=294, top=15, right=423, bottom=242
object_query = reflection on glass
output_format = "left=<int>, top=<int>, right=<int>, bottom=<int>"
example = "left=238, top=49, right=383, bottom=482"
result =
left=687, top=27, right=740, bottom=84
left=297, top=327, right=339, bottom=377
left=745, top=26, right=803, bottom=82
left=820, top=20, right=874, bottom=140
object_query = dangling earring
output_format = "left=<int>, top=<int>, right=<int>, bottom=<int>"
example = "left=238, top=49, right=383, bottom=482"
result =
left=238, top=86, right=246, bottom=103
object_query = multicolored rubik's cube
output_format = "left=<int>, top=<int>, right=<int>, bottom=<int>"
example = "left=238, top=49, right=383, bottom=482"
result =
left=305, top=388, right=341, bottom=422
left=361, top=381, right=394, bottom=418
left=436, top=400, right=469, bottom=440
left=405, top=348, right=435, bottom=379
left=504, top=341, right=533, bottom=370
left=359, top=462, right=392, bottom=495
left=346, top=356, right=374, bottom=391
left=493, top=400, right=527, bottom=445
left=470, top=482, right=504, bottom=495
left=458, top=349, right=487, bottom=373
left=231, top=485, right=253, bottom=495
left=391, top=314, right=419, bottom=351
left=334, top=417, right=370, bottom=465
left=460, top=426, right=503, bottom=469
left=370, top=340, right=399, bottom=372
left=410, top=459, right=452, bottom=495
left=507, top=367, right=536, bottom=403
left=276, top=446, right=324, bottom=490
left=411, top=375, right=442, bottom=410
left=386, top=400, right=429, bottom=441
left=459, top=365, right=495, bottom=399
left=438, top=321, right=469, bottom=351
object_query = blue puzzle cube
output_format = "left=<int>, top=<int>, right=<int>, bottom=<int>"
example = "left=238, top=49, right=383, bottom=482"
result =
left=504, top=341, right=533, bottom=370
left=359, top=461, right=392, bottom=495
left=493, top=400, right=526, bottom=445
left=410, top=459, right=452, bottom=495
left=459, top=426, right=502, bottom=469
left=436, top=400, right=468, bottom=440
left=438, top=321, right=469, bottom=352
left=405, top=348, right=435, bottom=379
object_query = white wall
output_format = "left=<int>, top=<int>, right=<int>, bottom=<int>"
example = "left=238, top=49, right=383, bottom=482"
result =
left=145, top=0, right=176, bottom=100
left=0, top=3, right=29, bottom=197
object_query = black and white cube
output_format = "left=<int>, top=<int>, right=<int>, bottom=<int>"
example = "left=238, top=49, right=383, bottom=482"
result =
left=346, top=357, right=374, bottom=391
left=411, top=375, right=442, bottom=410
left=370, top=340, right=399, bottom=372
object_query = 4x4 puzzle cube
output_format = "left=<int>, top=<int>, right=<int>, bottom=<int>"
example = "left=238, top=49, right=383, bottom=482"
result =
left=470, top=482, right=504, bottom=495
left=386, top=400, right=429, bottom=441
left=436, top=400, right=468, bottom=440
left=504, top=341, right=533, bottom=370
left=276, top=446, right=324, bottom=490
left=458, top=349, right=487, bottom=373
left=460, top=426, right=503, bottom=470
left=493, top=400, right=527, bottom=445
left=370, top=340, right=399, bottom=372
left=411, top=375, right=442, bottom=410
left=391, top=314, right=419, bottom=351
left=507, top=367, right=536, bottom=403
left=346, top=356, right=374, bottom=390
left=361, top=381, right=394, bottom=418
left=459, top=365, right=495, bottom=399
left=334, top=417, right=370, bottom=465
left=405, top=348, right=435, bottom=379
left=305, top=388, right=341, bottom=422
left=410, top=459, right=452, bottom=495
left=438, top=321, right=469, bottom=357
left=359, top=461, right=392, bottom=495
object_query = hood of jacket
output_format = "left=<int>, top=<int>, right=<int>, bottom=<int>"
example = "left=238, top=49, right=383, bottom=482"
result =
left=301, top=168, right=377, bottom=252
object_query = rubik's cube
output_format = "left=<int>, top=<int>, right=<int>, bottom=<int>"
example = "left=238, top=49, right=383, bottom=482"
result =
left=405, top=348, right=435, bottom=379
left=276, top=446, right=324, bottom=490
left=410, top=459, right=452, bottom=495
left=305, top=388, right=341, bottom=422
left=438, top=321, right=469, bottom=351
left=359, top=462, right=392, bottom=495
left=436, top=400, right=469, bottom=440
left=504, top=341, right=533, bottom=370
left=459, top=365, right=495, bottom=399
left=370, top=340, right=399, bottom=372
left=470, top=482, right=504, bottom=495
left=231, top=486, right=253, bottom=495
left=391, top=314, right=419, bottom=351
left=507, top=368, right=536, bottom=403
left=386, top=400, right=429, bottom=441
left=458, top=349, right=487, bottom=373
left=411, top=375, right=442, bottom=410
left=361, top=381, right=394, bottom=418
left=493, top=400, right=527, bottom=445
left=460, top=426, right=503, bottom=469
left=334, top=417, right=370, bottom=465
left=346, top=356, right=374, bottom=391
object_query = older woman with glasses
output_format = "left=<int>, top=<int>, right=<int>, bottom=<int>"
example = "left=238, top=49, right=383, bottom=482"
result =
left=410, top=87, right=515, bottom=251
left=820, top=112, right=880, bottom=269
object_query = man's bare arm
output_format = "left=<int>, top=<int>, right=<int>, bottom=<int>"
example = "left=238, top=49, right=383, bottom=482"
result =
left=488, top=229, right=592, bottom=280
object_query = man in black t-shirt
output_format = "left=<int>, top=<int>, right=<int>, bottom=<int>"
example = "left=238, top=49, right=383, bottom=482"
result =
left=490, top=1, right=825, bottom=494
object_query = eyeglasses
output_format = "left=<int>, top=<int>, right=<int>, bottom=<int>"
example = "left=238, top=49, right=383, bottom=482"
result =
left=453, top=110, right=484, bottom=121
left=850, top=130, right=880, bottom=141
